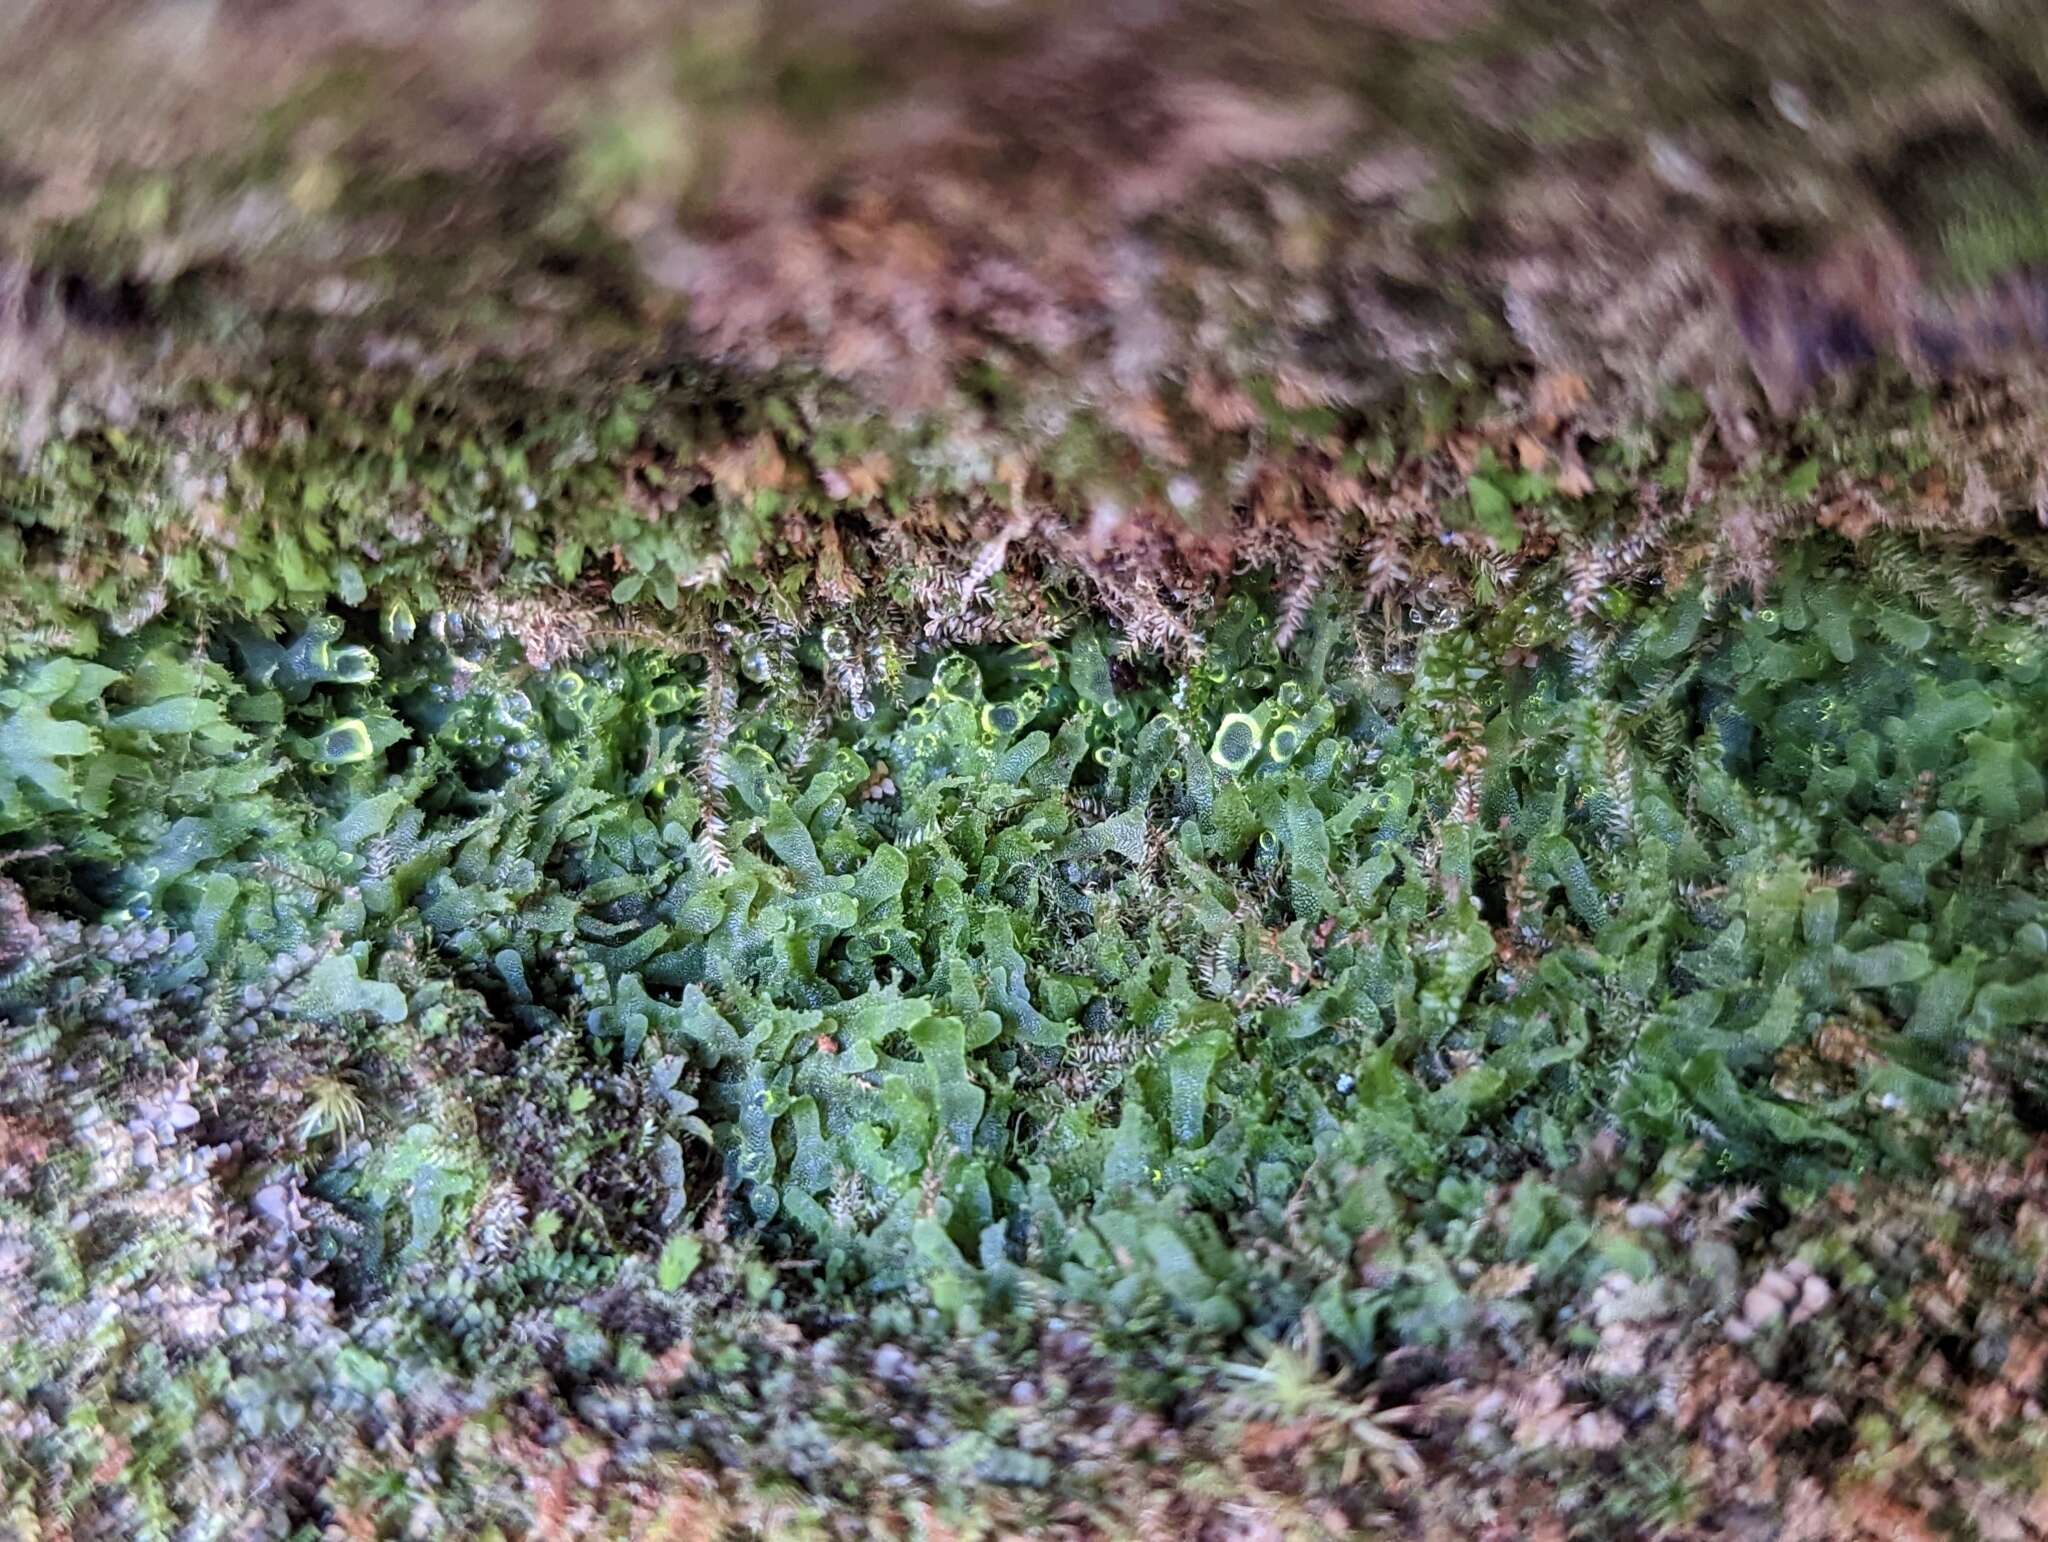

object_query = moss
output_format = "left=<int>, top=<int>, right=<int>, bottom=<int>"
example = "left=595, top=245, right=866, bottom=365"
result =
left=8, top=3, right=2048, bottom=1533
left=8, top=527, right=2048, bottom=1530
left=1932, top=166, right=2048, bottom=289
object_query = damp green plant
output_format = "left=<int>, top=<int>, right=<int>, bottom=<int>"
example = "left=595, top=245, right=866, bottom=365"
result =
left=295, top=1071, right=370, bottom=1148
left=1219, top=1324, right=1425, bottom=1488
left=6, top=528, right=2048, bottom=1535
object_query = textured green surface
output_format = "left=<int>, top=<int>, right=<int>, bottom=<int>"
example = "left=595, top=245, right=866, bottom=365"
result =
left=7, top=535, right=2048, bottom=1535
left=9, top=3, right=2048, bottom=1534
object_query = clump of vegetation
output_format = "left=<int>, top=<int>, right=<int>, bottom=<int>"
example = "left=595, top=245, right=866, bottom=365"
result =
left=6, top=503, right=2048, bottom=1533
left=10, top=6, right=2048, bottom=1534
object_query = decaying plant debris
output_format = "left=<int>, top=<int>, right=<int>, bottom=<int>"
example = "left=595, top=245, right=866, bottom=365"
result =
left=7, top=4, right=2048, bottom=1539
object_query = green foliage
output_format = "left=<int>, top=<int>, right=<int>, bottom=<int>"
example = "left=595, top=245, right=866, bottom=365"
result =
left=7, top=536, right=2048, bottom=1534
left=0, top=368, right=906, bottom=633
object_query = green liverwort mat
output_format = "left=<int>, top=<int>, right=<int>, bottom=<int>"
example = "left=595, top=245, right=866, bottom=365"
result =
left=4, top=540, right=2047, bottom=1533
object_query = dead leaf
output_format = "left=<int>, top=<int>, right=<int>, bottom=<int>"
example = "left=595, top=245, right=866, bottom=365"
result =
left=1474, top=1261, right=1537, bottom=1299
left=1530, top=370, right=1589, bottom=424
left=1555, top=442, right=1594, bottom=499
left=823, top=451, right=893, bottom=503
left=1836, top=1484, right=1941, bottom=1542
left=644, top=1340, right=695, bottom=1394
left=703, top=434, right=788, bottom=498
left=1239, top=1420, right=1315, bottom=1461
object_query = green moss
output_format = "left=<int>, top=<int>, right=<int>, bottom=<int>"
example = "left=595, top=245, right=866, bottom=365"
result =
left=10, top=4, right=2048, bottom=1529
left=7, top=528, right=2047, bottom=1528
left=1934, top=167, right=2048, bottom=289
